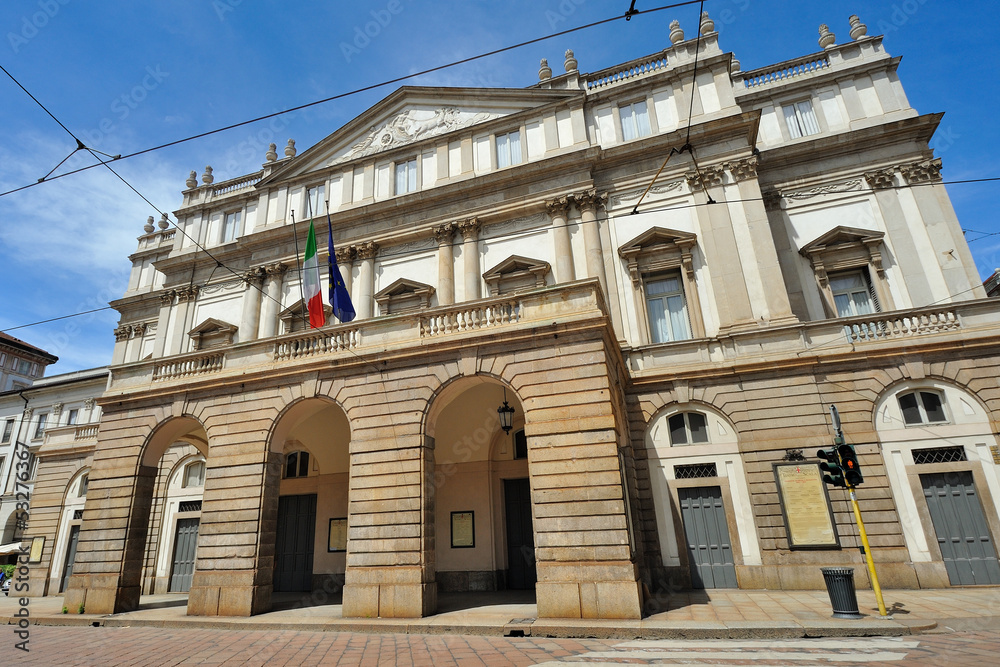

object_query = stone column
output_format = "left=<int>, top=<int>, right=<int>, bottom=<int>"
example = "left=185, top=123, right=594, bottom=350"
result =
left=335, top=245, right=355, bottom=303
left=260, top=263, right=287, bottom=338
left=126, top=323, right=147, bottom=363
left=547, top=196, right=575, bottom=283
left=574, top=189, right=609, bottom=294
left=239, top=267, right=266, bottom=343
left=458, top=218, right=482, bottom=301
left=171, top=285, right=200, bottom=354
left=725, top=156, right=797, bottom=325
left=151, top=290, right=175, bottom=358
left=112, top=325, right=131, bottom=365
left=355, top=241, right=379, bottom=319
left=433, top=223, right=456, bottom=305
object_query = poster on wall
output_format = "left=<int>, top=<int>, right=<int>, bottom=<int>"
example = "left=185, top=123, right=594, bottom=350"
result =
left=28, top=536, right=45, bottom=563
left=328, top=518, right=347, bottom=552
left=450, top=511, right=475, bottom=548
left=774, top=463, right=840, bottom=549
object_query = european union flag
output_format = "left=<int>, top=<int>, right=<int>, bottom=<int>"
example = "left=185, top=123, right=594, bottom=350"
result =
left=327, top=211, right=356, bottom=323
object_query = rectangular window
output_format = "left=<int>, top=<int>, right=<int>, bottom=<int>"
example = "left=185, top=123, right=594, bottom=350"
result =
left=16, top=359, right=31, bottom=375
left=0, top=353, right=5, bottom=366
left=27, top=453, right=37, bottom=480
left=495, top=130, right=522, bottom=168
left=30, top=363, right=38, bottom=376
left=67, top=409, right=79, bottom=426
left=783, top=99, right=820, bottom=139
left=306, top=184, right=326, bottom=216
left=620, top=100, right=652, bottom=141
left=646, top=274, right=691, bottom=343
left=829, top=270, right=878, bottom=318
left=221, top=211, right=241, bottom=244
left=394, top=158, right=417, bottom=195
left=1, top=419, right=13, bottom=443
left=0, top=457, right=5, bottom=480
left=34, top=413, right=47, bottom=439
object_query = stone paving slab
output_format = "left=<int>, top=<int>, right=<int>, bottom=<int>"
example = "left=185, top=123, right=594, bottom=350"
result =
left=3, top=587, right=996, bottom=640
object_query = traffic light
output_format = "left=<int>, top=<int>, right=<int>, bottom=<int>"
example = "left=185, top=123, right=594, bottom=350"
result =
left=817, top=447, right=845, bottom=487
left=838, top=443, right=864, bottom=487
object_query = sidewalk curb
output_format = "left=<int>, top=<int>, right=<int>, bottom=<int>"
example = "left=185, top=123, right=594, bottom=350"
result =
left=5, top=614, right=938, bottom=639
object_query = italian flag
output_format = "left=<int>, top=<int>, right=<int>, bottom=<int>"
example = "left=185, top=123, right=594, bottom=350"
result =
left=303, top=221, right=325, bottom=328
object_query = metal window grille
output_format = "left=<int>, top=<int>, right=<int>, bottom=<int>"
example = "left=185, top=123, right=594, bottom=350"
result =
left=912, top=446, right=967, bottom=465
left=178, top=500, right=203, bottom=512
left=674, top=462, right=718, bottom=479
left=72, top=509, right=83, bottom=520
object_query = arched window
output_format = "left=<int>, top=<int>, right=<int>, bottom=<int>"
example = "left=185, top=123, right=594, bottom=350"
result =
left=897, top=390, right=947, bottom=425
left=284, top=451, right=310, bottom=479
left=182, top=460, right=206, bottom=488
left=668, top=412, right=709, bottom=445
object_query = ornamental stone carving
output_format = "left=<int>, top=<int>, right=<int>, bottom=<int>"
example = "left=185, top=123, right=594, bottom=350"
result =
left=355, top=241, right=379, bottom=260
left=545, top=195, right=571, bottom=217
left=201, top=166, right=214, bottom=185
left=864, top=168, right=896, bottom=190
left=761, top=190, right=783, bottom=210
left=175, top=285, right=200, bottom=302
left=52, top=402, right=63, bottom=417
left=335, top=246, right=356, bottom=264
left=23, top=407, right=33, bottom=420
left=114, top=325, right=131, bottom=342
left=159, top=290, right=176, bottom=306
left=433, top=222, right=456, bottom=245
left=243, top=266, right=267, bottom=286
left=573, top=189, right=608, bottom=212
left=725, top=156, right=759, bottom=182
left=143, top=216, right=155, bottom=233
left=83, top=398, right=96, bottom=411
left=332, top=107, right=499, bottom=165
left=265, top=263, right=288, bottom=277
left=899, top=158, right=943, bottom=184
left=686, top=165, right=725, bottom=190
left=185, top=171, right=198, bottom=189
left=458, top=218, right=481, bottom=241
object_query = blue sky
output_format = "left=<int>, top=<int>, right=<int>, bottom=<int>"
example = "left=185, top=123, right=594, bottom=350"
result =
left=1, top=0, right=997, bottom=374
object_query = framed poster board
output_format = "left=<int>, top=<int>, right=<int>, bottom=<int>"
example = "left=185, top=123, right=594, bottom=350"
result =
left=328, top=518, right=347, bottom=552
left=450, top=511, right=475, bottom=548
left=773, top=463, right=840, bottom=550
left=28, top=536, right=45, bottom=563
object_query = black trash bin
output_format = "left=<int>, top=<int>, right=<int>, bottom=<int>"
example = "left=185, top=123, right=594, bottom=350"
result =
left=820, top=567, right=864, bottom=619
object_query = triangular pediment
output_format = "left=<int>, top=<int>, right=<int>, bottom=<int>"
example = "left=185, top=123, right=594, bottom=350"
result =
left=279, top=299, right=332, bottom=320
left=483, top=255, right=550, bottom=280
left=258, top=86, right=581, bottom=186
left=800, top=226, right=884, bottom=254
left=375, top=277, right=434, bottom=301
left=188, top=318, right=236, bottom=336
left=618, top=227, right=697, bottom=257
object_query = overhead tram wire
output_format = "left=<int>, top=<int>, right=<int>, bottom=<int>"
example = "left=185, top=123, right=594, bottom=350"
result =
left=0, top=0, right=702, bottom=200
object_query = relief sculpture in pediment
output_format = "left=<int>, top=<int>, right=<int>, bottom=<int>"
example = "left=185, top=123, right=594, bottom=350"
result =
left=330, top=107, right=498, bottom=164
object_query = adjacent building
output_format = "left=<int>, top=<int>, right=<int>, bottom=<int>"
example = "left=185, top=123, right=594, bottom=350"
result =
left=23, top=12, right=1000, bottom=619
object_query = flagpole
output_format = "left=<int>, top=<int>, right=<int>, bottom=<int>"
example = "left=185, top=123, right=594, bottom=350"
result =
left=289, top=209, right=307, bottom=329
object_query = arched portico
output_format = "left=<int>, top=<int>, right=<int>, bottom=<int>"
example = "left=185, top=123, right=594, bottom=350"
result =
left=64, top=414, right=208, bottom=615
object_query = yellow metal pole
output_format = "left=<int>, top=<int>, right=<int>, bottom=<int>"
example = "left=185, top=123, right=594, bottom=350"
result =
left=848, top=485, right=888, bottom=617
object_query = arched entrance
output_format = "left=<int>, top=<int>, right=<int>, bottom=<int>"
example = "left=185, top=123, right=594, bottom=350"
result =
left=49, top=468, right=89, bottom=594
left=425, top=376, right=531, bottom=597
left=268, top=397, right=351, bottom=597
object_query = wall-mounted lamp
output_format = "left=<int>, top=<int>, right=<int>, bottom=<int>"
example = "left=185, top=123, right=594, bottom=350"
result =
left=497, top=388, right=515, bottom=435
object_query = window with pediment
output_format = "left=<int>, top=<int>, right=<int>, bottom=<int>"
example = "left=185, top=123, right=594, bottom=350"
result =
left=279, top=300, right=332, bottom=334
left=800, top=226, right=894, bottom=320
left=188, top=318, right=239, bottom=350
left=375, top=278, right=435, bottom=315
left=482, top=255, right=550, bottom=297
left=618, top=227, right=705, bottom=344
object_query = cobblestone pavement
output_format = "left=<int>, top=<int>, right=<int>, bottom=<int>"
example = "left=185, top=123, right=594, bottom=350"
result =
left=6, top=626, right=1000, bottom=666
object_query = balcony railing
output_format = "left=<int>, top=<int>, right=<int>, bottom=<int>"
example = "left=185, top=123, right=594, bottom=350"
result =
left=211, top=171, right=264, bottom=197
left=843, top=309, right=960, bottom=343
left=741, top=52, right=830, bottom=89
left=275, top=327, right=361, bottom=361
left=74, top=424, right=99, bottom=440
left=586, top=52, right=669, bottom=91
left=420, top=300, right=520, bottom=337
left=152, top=351, right=225, bottom=381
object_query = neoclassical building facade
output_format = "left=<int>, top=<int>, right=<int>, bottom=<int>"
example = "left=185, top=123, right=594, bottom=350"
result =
left=25, top=13, right=1000, bottom=619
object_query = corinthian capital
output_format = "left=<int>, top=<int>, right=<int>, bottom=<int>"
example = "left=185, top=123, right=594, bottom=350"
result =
left=864, top=168, right=896, bottom=190
left=433, top=222, right=456, bottom=245
left=243, top=266, right=266, bottom=286
left=355, top=241, right=379, bottom=260
left=335, top=246, right=356, bottom=264
left=457, top=218, right=481, bottom=241
left=265, top=262, right=288, bottom=277
left=545, top=195, right=571, bottom=218
left=573, top=189, right=608, bottom=213
left=899, top=158, right=943, bottom=184
left=725, top=156, right=759, bottom=182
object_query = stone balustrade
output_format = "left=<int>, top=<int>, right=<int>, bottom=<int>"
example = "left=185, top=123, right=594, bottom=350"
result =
left=585, top=52, right=669, bottom=91
left=420, top=300, right=520, bottom=337
left=274, top=327, right=361, bottom=361
left=741, top=52, right=830, bottom=88
left=74, top=424, right=99, bottom=440
left=210, top=171, right=264, bottom=197
left=152, top=351, right=225, bottom=381
left=843, top=309, right=960, bottom=343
